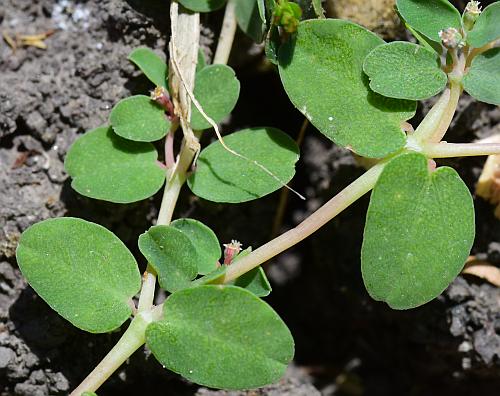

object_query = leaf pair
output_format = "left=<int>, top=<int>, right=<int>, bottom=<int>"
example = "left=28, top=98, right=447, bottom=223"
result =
left=138, top=219, right=220, bottom=293
left=113, top=48, right=240, bottom=142
left=397, top=0, right=500, bottom=49
left=65, top=48, right=241, bottom=204
left=395, top=0, right=500, bottom=105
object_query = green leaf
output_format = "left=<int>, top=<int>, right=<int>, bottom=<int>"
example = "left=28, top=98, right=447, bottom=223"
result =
left=191, top=65, right=240, bottom=130
left=463, top=48, right=500, bottom=105
left=188, top=127, right=299, bottom=203
left=190, top=266, right=227, bottom=287
left=138, top=226, right=198, bottom=293
left=396, top=0, right=462, bottom=42
left=65, top=126, right=165, bottom=203
left=232, top=267, right=272, bottom=297
left=16, top=218, right=141, bottom=333
left=128, top=47, right=168, bottom=88
left=178, top=0, right=226, bottom=12
left=110, top=95, right=170, bottom=142
left=361, top=152, right=475, bottom=309
left=146, top=285, right=294, bottom=389
left=171, top=218, right=221, bottom=275
left=363, top=42, right=447, bottom=100
left=311, top=0, right=325, bottom=18
left=235, top=0, right=266, bottom=43
left=82, top=393, right=98, bottom=396
left=228, top=247, right=272, bottom=297
left=467, top=2, right=500, bottom=48
left=197, top=49, right=207, bottom=72
left=279, top=19, right=416, bottom=158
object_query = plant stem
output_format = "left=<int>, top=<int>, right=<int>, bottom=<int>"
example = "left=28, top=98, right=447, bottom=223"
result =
left=222, top=162, right=386, bottom=283
left=70, top=310, right=160, bottom=396
left=428, top=80, right=461, bottom=143
left=411, top=88, right=451, bottom=144
left=423, top=142, right=500, bottom=158
left=213, top=0, right=237, bottom=65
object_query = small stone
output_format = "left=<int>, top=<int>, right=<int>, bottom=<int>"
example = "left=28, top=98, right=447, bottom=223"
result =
left=0, top=346, right=15, bottom=368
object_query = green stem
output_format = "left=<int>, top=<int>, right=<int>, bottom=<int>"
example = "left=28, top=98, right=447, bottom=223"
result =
left=411, top=88, right=451, bottom=144
left=69, top=309, right=161, bottom=396
left=423, top=142, right=500, bottom=158
left=427, top=80, right=462, bottom=143
left=222, top=162, right=386, bottom=283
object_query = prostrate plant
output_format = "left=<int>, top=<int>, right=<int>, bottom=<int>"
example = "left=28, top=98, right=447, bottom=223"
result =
left=14, top=0, right=500, bottom=394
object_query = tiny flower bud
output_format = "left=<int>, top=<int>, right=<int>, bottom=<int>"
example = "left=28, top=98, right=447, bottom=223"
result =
left=223, top=240, right=242, bottom=265
left=463, top=1, right=482, bottom=31
left=438, top=27, right=463, bottom=49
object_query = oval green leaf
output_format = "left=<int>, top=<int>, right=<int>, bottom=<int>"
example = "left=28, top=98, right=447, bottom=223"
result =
left=278, top=19, right=416, bottom=158
left=16, top=218, right=141, bottom=333
left=138, top=225, right=198, bottom=293
left=191, top=65, right=240, bottom=130
left=146, top=285, right=294, bottom=389
left=363, top=42, right=447, bottom=100
left=65, top=126, right=165, bottom=203
left=235, top=0, right=266, bottom=43
left=396, top=0, right=462, bottom=42
left=110, top=95, right=170, bottom=142
left=361, top=152, right=475, bottom=310
left=178, top=0, right=226, bottom=12
left=171, top=218, right=221, bottom=275
left=463, top=47, right=500, bottom=105
left=467, top=2, right=500, bottom=48
left=188, top=127, right=299, bottom=203
left=128, top=47, right=168, bottom=88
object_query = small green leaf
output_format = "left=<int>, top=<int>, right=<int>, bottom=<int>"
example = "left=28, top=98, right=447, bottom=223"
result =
left=463, top=48, right=500, bottom=105
left=467, top=2, right=500, bottom=48
left=197, top=49, right=207, bottom=72
left=396, top=0, right=462, bottom=42
left=16, top=218, right=141, bottom=333
left=235, top=0, right=266, bottom=43
left=110, top=95, right=170, bottom=142
left=188, top=127, right=299, bottom=203
left=361, top=152, right=475, bottom=309
left=65, top=126, right=165, bottom=203
left=279, top=19, right=416, bottom=158
left=227, top=247, right=272, bottom=297
left=363, top=42, right=447, bottom=100
left=191, top=65, right=240, bottom=130
left=190, top=266, right=227, bottom=287
left=171, top=218, right=221, bottom=275
left=82, top=392, right=98, bottom=396
left=178, top=0, right=226, bottom=12
left=232, top=267, right=272, bottom=297
left=146, top=285, right=294, bottom=389
left=128, top=47, right=168, bottom=88
left=138, top=226, right=198, bottom=293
